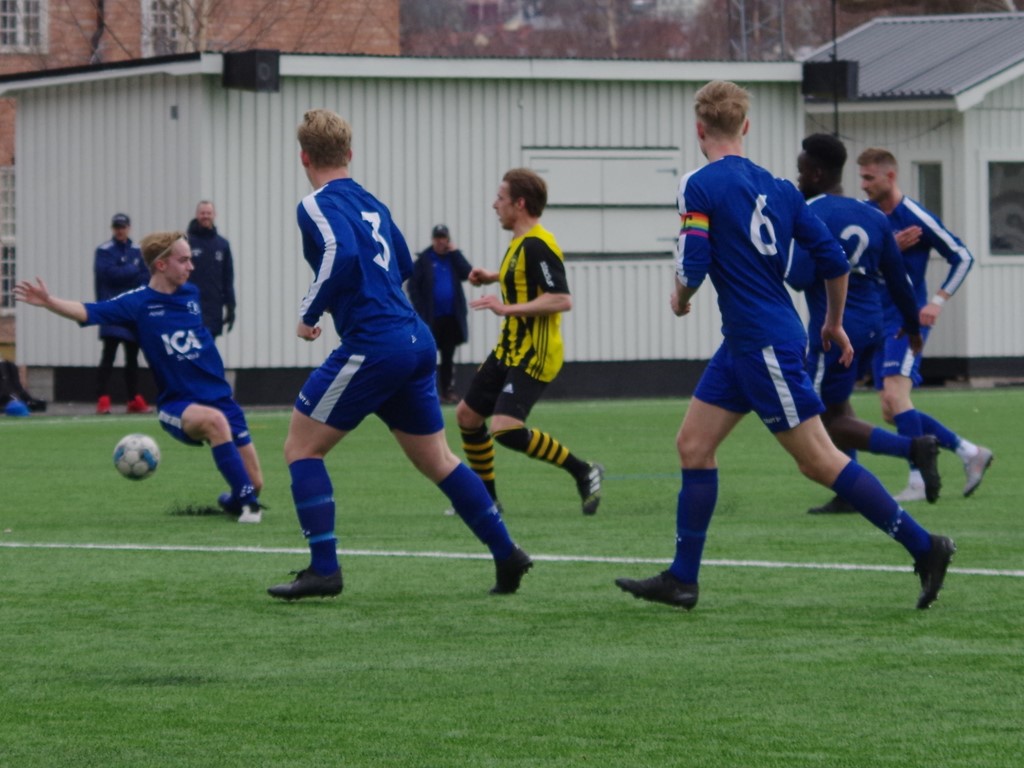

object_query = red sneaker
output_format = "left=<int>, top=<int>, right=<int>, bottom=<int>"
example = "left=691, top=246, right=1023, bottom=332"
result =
left=96, top=395, right=111, bottom=415
left=126, top=394, right=153, bottom=414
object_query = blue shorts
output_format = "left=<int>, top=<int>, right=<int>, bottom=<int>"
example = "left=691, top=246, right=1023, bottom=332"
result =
left=296, top=342, right=444, bottom=435
left=806, top=325, right=880, bottom=407
left=694, top=341, right=824, bottom=433
left=872, top=325, right=931, bottom=389
left=157, top=397, right=253, bottom=447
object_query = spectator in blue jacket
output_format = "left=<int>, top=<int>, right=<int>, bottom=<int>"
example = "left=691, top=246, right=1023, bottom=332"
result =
left=93, top=213, right=151, bottom=414
left=187, top=200, right=236, bottom=338
left=407, top=224, right=473, bottom=403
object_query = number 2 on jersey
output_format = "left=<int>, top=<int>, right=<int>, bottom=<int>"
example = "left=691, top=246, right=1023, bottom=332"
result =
left=361, top=211, right=391, bottom=271
left=838, top=224, right=869, bottom=275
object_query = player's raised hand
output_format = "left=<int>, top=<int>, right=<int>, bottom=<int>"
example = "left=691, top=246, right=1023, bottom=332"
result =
left=894, top=225, right=922, bottom=251
left=13, top=277, right=51, bottom=307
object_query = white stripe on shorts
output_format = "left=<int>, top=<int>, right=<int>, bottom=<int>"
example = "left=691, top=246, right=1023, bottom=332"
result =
left=311, top=354, right=366, bottom=423
left=812, top=351, right=825, bottom=397
left=899, top=345, right=916, bottom=378
left=762, top=346, right=801, bottom=429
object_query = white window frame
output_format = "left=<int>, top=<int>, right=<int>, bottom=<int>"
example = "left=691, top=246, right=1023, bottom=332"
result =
left=0, top=0, right=47, bottom=54
left=985, top=157, right=1024, bottom=261
left=141, top=0, right=183, bottom=57
left=0, top=165, right=15, bottom=314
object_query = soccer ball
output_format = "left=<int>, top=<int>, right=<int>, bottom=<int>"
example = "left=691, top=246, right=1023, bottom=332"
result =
left=113, top=433, right=161, bottom=480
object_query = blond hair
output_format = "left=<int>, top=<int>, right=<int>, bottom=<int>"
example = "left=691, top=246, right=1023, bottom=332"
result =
left=297, top=108, right=352, bottom=169
left=694, top=80, right=750, bottom=139
left=140, top=231, right=187, bottom=271
left=856, top=147, right=897, bottom=169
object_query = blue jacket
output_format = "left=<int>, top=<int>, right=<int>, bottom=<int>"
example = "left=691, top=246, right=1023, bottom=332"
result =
left=93, top=237, right=148, bottom=341
left=407, top=247, right=472, bottom=344
left=187, top=219, right=236, bottom=337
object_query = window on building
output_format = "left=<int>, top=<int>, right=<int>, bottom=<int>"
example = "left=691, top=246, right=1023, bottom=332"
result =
left=0, top=166, right=14, bottom=312
left=0, top=0, right=45, bottom=52
left=916, top=162, right=943, bottom=220
left=142, top=0, right=182, bottom=57
left=989, top=161, right=1024, bottom=256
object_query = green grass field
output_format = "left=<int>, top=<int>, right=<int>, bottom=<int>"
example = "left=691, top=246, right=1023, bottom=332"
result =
left=2, top=389, right=1021, bottom=767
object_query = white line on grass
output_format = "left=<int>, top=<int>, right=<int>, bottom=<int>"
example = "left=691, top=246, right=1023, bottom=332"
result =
left=1, top=541, right=1021, bottom=578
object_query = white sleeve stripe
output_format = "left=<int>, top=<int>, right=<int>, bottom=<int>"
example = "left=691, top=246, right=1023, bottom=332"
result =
left=903, top=198, right=974, bottom=295
left=676, top=170, right=699, bottom=284
left=298, top=191, right=339, bottom=318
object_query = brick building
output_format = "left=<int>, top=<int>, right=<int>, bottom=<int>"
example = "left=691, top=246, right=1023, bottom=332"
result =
left=0, top=0, right=399, bottom=358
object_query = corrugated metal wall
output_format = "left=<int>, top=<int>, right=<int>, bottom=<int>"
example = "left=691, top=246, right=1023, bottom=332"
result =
left=964, top=77, right=1024, bottom=359
left=11, top=64, right=830, bottom=369
left=15, top=74, right=202, bottom=367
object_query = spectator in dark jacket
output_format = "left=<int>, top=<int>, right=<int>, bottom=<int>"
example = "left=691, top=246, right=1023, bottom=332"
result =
left=187, top=200, right=236, bottom=338
left=407, top=224, right=472, bottom=403
left=93, top=213, right=151, bottom=414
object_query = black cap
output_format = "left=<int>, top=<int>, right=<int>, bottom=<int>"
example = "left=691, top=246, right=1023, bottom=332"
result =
left=111, top=213, right=130, bottom=227
left=432, top=224, right=449, bottom=239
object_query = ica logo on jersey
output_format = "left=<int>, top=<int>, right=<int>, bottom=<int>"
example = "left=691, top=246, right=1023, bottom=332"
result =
left=161, top=329, right=203, bottom=358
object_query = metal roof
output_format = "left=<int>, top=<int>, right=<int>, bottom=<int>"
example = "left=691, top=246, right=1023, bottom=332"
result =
left=804, top=12, right=1024, bottom=100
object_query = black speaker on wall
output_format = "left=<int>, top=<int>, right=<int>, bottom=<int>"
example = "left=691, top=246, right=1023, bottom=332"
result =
left=222, top=49, right=280, bottom=93
left=801, top=60, right=859, bottom=99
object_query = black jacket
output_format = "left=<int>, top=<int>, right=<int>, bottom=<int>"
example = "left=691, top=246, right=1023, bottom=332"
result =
left=407, top=247, right=472, bottom=344
left=186, top=219, right=235, bottom=337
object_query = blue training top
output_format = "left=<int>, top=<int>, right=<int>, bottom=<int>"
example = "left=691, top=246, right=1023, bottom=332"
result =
left=676, top=155, right=849, bottom=354
left=83, top=282, right=232, bottom=406
left=296, top=177, right=426, bottom=355
left=867, top=196, right=973, bottom=330
left=793, top=194, right=919, bottom=351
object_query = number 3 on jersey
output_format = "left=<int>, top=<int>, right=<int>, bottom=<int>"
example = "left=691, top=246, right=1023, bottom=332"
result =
left=361, top=211, right=391, bottom=271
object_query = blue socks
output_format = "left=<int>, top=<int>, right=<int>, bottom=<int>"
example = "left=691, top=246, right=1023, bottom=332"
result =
left=439, top=464, right=514, bottom=560
left=893, top=409, right=924, bottom=439
left=669, top=468, right=718, bottom=585
left=832, top=462, right=931, bottom=557
left=289, top=458, right=338, bottom=576
left=868, top=427, right=912, bottom=459
left=917, top=411, right=961, bottom=451
left=211, top=441, right=257, bottom=505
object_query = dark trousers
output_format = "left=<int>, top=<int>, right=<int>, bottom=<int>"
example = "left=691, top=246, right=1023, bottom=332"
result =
left=96, top=337, right=141, bottom=399
left=432, top=315, right=462, bottom=394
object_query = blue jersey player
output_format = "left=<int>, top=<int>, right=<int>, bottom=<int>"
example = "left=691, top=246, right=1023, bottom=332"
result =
left=858, top=147, right=993, bottom=499
left=615, top=81, right=955, bottom=611
left=792, top=133, right=941, bottom=514
left=266, top=108, right=531, bottom=601
left=15, top=231, right=265, bottom=523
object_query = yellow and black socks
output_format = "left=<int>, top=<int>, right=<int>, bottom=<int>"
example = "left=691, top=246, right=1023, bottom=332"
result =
left=493, top=427, right=588, bottom=478
left=460, top=425, right=498, bottom=501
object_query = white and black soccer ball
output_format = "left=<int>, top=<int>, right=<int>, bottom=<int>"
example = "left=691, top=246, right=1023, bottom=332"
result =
left=113, top=433, right=161, bottom=480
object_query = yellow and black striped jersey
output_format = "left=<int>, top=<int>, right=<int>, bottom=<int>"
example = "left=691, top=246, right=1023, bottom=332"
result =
left=494, top=223, right=570, bottom=382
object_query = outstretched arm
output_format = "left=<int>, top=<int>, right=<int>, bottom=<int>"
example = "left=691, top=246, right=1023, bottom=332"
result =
left=470, top=291, right=570, bottom=317
left=14, top=278, right=88, bottom=323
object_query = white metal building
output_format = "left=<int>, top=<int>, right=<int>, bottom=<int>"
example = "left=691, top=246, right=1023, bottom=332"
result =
left=2, top=53, right=806, bottom=401
left=803, top=13, right=1024, bottom=382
